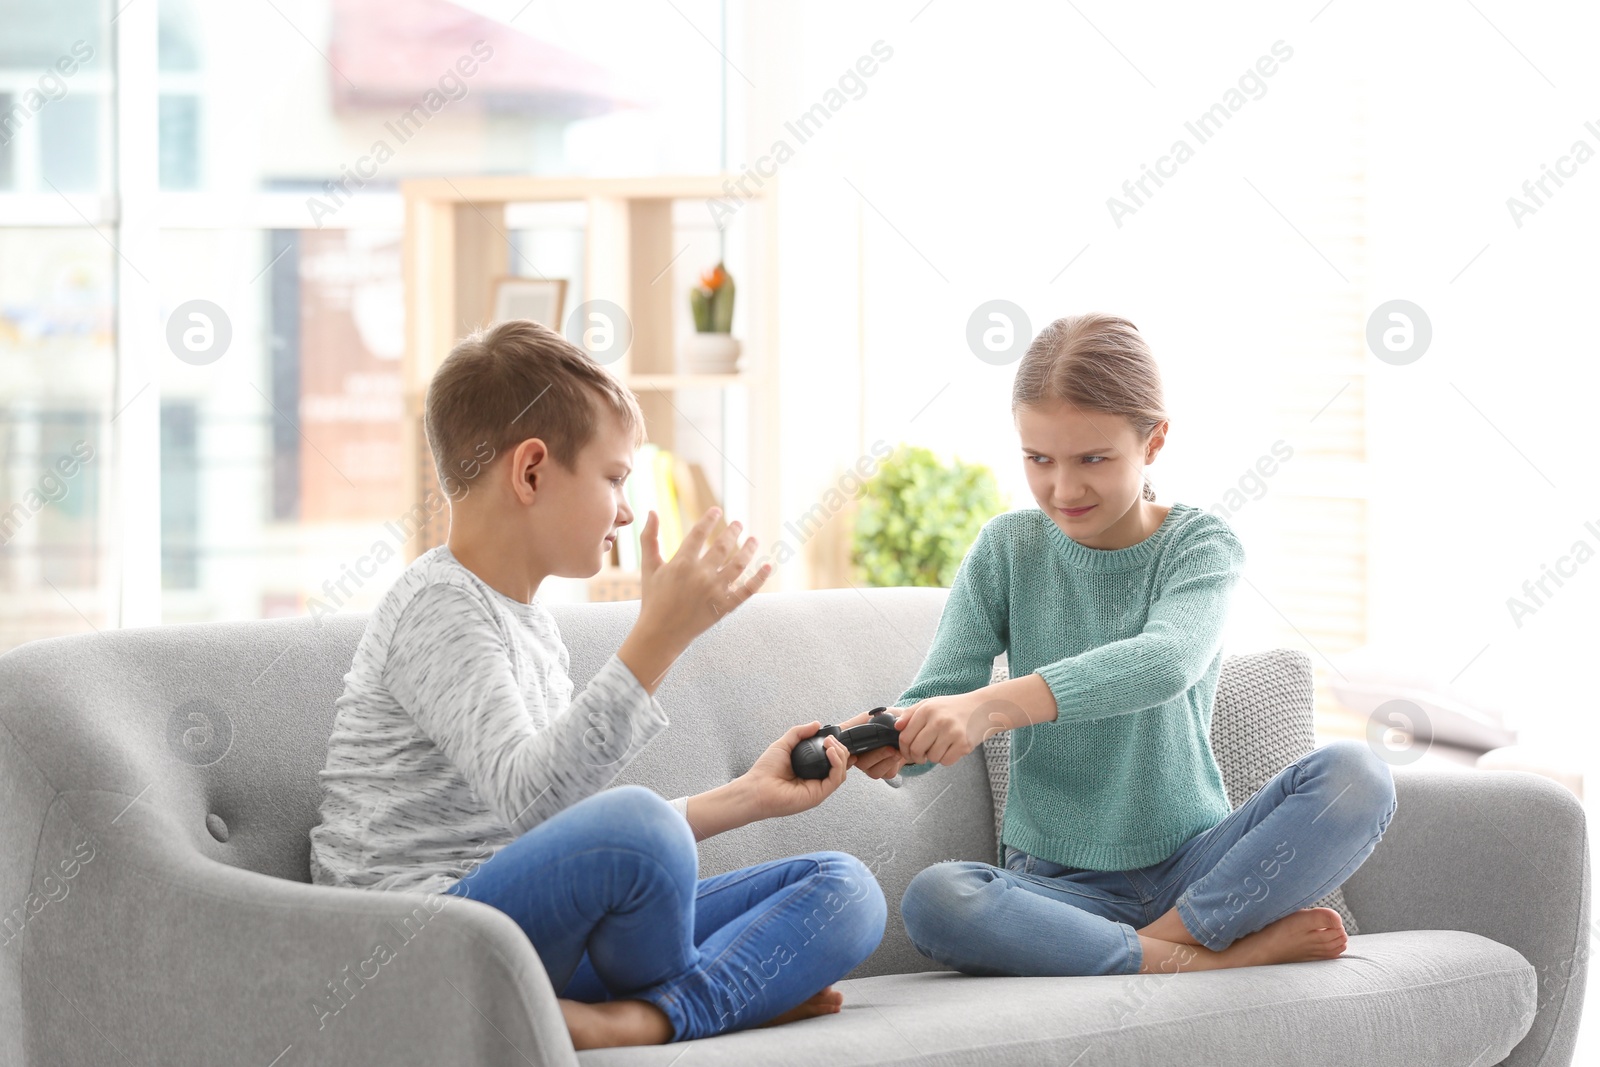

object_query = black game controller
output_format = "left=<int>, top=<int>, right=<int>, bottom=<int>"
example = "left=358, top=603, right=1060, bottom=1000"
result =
left=790, top=708, right=901, bottom=779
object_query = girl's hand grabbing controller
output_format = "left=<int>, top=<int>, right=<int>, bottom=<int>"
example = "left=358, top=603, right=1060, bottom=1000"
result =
left=840, top=708, right=909, bottom=779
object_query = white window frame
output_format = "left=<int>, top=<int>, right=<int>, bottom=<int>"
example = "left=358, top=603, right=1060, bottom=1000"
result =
left=113, top=0, right=161, bottom=627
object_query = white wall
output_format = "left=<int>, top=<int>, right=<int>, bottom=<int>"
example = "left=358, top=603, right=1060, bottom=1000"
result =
left=737, top=0, right=1599, bottom=757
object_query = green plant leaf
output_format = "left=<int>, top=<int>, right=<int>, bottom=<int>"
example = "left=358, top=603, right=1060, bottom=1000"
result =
left=850, top=444, right=1007, bottom=587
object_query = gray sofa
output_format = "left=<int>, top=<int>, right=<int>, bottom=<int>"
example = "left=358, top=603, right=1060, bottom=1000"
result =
left=0, top=586, right=1588, bottom=1066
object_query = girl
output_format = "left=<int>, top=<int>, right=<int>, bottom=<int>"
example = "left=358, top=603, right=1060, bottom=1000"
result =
left=851, top=312, right=1396, bottom=977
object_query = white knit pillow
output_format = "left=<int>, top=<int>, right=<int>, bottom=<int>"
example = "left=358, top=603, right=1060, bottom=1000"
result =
left=980, top=649, right=1360, bottom=935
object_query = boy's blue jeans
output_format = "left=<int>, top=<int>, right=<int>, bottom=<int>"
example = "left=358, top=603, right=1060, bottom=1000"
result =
left=900, top=739, right=1397, bottom=977
left=443, top=785, right=887, bottom=1041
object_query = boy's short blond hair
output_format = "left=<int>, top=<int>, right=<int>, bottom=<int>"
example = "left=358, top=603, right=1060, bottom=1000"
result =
left=424, top=319, right=646, bottom=495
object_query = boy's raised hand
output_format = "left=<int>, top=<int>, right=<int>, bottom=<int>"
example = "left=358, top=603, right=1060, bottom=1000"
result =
left=618, top=507, right=772, bottom=696
left=637, top=506, right=772, bottom=647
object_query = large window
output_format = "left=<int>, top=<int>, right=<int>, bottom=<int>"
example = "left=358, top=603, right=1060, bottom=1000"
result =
left=0, top=0, right=727, bottom=649
left=0, top=0, right=114, bottom=647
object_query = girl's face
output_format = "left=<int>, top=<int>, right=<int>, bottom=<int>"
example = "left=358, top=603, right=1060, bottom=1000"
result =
left=1016, top=399, right=1167, bottom=551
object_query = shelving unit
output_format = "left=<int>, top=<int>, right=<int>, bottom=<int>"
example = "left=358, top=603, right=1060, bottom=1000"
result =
left=399, top=175, right=779, bottom=601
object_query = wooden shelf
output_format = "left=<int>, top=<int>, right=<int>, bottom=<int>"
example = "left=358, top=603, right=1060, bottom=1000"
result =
left=588, top=567, right=641, bottom=603
left=399, top=173, right=781, bottom=598
left=400, top=175, right=763, bottom=204
left=627, top=373, right=750, bottom=390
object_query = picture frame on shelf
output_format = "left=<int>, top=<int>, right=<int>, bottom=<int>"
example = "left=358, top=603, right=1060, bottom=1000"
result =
left=488, top=277, right=567, bottom=330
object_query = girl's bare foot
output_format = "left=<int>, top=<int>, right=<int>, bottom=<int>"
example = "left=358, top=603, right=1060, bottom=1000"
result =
left=1137, top=907, right=1348, bottom=974
left=759, top=986, right=845, bottom=1027
left=1228, top=907, right=1348, bottom=967
left=559, top=998, right=673, bottom=1050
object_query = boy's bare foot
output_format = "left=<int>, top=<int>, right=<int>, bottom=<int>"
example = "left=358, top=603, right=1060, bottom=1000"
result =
left=759, top=986, right=845, bottom=1027
left=559, top=998, right=674, bottom=1050
left=1137, top=907, right=1348, bottom=974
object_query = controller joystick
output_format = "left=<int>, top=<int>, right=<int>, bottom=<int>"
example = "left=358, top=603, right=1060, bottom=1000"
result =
left=790, top=707, right=901, bottom=780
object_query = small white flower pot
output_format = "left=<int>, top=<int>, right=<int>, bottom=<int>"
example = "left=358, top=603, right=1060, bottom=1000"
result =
left=681, top=332, right=742, bottom=374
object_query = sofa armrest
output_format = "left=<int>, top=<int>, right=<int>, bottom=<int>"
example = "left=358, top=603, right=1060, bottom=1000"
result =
left=23, top=790, right=576, bottom=1067
left=1339, top=767, right=1590, bottom=1067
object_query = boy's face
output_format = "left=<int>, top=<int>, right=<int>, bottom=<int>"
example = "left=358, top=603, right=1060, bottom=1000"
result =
left=524, top=409, right=636, bottom=579
left=1016, top=400, right=1163, bottom=547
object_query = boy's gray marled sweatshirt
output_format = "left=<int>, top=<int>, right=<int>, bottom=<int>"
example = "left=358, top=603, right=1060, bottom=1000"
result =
left=309, top=544, right=678, bottom=894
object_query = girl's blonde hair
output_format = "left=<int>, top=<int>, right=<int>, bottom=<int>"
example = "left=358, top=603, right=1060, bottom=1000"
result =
left=1011, top=313, right=1168, bottom=502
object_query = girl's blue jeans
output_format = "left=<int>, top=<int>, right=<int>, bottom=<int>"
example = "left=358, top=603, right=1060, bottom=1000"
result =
left=443, top=784, right=887, bottom=1041
left=900, top=739, right=1398, bottom=977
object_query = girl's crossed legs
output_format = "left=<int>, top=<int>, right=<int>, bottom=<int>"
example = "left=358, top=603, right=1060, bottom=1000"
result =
left=900, top=739, right=1398, bottom=976
left=445, top=784, right=887, bottom=1042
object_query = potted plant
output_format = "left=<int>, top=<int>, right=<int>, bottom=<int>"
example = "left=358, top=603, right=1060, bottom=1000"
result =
left=683, top=261, right=741, bottom=373
left=851, top=444, right=1007, bottom=586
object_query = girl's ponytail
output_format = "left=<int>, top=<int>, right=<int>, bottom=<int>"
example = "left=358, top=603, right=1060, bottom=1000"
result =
left=1012, top=314, right=1168, bottom=501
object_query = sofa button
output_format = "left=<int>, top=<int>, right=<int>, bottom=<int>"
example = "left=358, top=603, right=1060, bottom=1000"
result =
left=206, top=813, right=230, bottom=842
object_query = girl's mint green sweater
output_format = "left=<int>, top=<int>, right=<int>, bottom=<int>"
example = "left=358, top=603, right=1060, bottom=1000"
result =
left=894, top=502, right=1246, bottom=872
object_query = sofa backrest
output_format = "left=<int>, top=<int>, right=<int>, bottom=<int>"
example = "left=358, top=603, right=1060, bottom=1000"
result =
left=0, top=584, right=1337, bottom=984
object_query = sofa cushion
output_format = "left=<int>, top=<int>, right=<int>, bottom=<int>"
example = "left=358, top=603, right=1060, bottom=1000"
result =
left=575, top=929, right=1534, bottom=1066
left=980, top=648, right=1361, bottom=935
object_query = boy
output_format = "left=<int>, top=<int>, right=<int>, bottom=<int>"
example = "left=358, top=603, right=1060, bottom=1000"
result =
left=308, top=319, right=886, bottom=1048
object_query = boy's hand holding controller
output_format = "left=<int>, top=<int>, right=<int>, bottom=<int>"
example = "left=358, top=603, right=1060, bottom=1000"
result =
left=680, top=721, right=856, bottom=841
left=617, top=506, right=771, bottom=694
left=742, top=723, right=855, bottom=816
